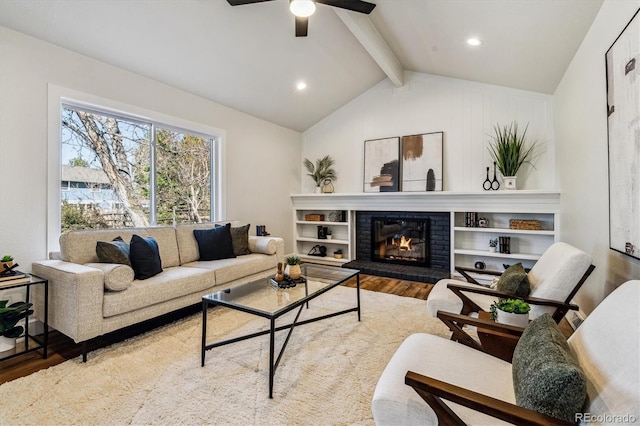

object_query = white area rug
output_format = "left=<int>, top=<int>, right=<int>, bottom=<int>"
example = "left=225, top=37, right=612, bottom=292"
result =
left=0, top=287, right=451, bottom=425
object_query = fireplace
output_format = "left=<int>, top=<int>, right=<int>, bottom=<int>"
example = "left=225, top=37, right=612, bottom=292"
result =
left=353, top=211, right=450, bottom=274
left=371, top=217, right=429, bottom=266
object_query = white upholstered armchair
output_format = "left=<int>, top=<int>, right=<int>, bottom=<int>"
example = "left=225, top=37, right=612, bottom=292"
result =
left=426, top=242, right=595, bottom=323
left=372, top=280, right=640, bottom=425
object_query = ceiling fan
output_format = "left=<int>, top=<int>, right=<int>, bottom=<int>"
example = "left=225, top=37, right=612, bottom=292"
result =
left=226, top=0, right=376, bottom=37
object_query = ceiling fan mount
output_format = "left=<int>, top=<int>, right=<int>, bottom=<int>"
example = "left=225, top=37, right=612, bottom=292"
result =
left=226, top=0, right=376, bottom=37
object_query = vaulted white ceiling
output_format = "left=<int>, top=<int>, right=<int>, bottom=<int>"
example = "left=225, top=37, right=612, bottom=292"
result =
left=0, top=0, right=603, bottom=132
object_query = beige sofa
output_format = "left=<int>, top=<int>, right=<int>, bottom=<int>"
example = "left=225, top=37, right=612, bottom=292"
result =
left=32, top=222, right=284, bottom=360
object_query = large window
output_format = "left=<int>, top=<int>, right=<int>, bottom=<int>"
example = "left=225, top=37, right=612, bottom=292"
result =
left=60, top=104, right=216, bottom=231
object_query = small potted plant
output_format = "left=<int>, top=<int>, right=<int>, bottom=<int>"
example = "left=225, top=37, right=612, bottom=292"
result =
left=1, top=255, right=14, bottom=272
left=326, top=228, right=332, bottom=240
left=490, top=298, right=530, bottom=328
left=0, top=300, right=34, bottom=351
left=487, top=121, right=538, bottom=190
left=489, top=238, right=498, bottom=252
left=284, top=256, right=302, bottom=280
left=333, top=249, right=343, bottom=259
left=303, top=155, right=337, bottom=193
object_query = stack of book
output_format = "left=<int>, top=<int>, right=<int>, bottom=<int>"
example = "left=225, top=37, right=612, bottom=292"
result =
left=0, top=271, right=31, bottom=287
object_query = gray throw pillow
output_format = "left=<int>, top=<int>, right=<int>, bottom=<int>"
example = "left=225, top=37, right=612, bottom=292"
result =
left=512, top=313, right=587, bottom=422
left=230, top=224, right=251, bottom=256
left=96, top=236, right=132, bottom=267
left=496, top=263, right=530, bottom=297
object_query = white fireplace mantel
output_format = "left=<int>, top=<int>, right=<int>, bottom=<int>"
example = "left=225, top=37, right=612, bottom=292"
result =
left=290, top=190, right=561, bottom=213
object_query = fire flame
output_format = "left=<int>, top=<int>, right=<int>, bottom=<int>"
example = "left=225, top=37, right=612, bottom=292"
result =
left=393, top=235, right=412, bottom=251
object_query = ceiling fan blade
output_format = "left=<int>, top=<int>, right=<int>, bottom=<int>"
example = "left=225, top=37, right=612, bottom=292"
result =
left=226, top=0, right=274, bottom=5
left=295, top=16, right=308, bottom=37
left=316, top=0, right=376, bottom=14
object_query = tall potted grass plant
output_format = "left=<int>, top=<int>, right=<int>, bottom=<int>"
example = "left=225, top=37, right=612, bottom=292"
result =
left=487, top=121, right=538, bottom=189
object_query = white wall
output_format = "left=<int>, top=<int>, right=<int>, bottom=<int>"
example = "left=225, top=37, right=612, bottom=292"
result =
left=0, top=27, right=301, bottom=271
left=301, top=71, right=555, bottom=193
left=555, top=0, right=640, bottom=314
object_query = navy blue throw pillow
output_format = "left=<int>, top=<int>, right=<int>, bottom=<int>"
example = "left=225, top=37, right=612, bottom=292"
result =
left=129, top=234, right=163, bottom=280
left=193, top=223, right=236, bottom=261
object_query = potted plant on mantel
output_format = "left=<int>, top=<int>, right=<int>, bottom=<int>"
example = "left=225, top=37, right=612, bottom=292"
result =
left=0, top=299, right=34, bottom=351
left=303, top=155, right=337, bottom=194
left=487, top=121, right=538, bottom=190
left=490, top=298, right=530, bottom=328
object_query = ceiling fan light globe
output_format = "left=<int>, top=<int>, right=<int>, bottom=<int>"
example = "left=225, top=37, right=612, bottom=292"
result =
left=290, top=0, right=316, bottom=18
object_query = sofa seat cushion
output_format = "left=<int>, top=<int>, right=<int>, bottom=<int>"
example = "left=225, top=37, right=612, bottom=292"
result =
left=184, top=253, right=277, bottom=285
left=103, top=266, right=215, bottom=318
left=372, top=333, right=514, bottom=426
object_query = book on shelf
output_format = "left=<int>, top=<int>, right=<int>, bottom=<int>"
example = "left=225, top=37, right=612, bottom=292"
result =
left=0, top=270, right=31, bottom=286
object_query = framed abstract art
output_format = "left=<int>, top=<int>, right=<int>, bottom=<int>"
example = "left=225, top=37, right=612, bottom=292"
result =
left=400, top=132, right=443, bottom=191
left=363, top=137, right=400, bottom=192
left=606, top=9, right=640, bottom=260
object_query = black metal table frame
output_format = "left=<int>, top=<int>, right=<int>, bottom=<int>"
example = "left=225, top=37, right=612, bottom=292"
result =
left=0, top=275, right=48, bottom=361
left=201, top=272, right=360, bottom=398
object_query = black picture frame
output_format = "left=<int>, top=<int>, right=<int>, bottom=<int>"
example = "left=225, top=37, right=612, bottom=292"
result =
left=363, top=137, right=400, bottom=192
left=400, top=131, right=444, bottom=192
left=606, top=8, right=640, bottom=260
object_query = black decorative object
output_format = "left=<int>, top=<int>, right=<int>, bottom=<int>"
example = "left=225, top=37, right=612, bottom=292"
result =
left=307, top=245, right=327, bottom=257
left=270, top=276, right=306, bottom=289
left=317, top=226, right=327, bottom=239
left=474, top=261, right=486, bottom=270
left=483, top=162, right=500, bottom=190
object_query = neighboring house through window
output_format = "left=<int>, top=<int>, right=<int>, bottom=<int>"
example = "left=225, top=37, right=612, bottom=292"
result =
left=60, top=103, right=218, bottom=231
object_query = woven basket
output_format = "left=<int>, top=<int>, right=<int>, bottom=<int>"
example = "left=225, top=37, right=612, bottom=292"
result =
left=305, top=214, right=325, bottom=221
left=509, top=219, right=541, bottom=230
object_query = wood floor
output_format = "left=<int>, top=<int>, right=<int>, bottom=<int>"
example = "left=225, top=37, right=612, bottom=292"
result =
left=0, top=274, right=571, bottom=385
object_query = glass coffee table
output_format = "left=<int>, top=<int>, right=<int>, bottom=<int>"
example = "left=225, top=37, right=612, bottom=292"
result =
left=201, top=264, right=360, bottom=398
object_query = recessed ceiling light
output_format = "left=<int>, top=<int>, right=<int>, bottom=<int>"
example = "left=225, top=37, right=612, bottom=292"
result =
left=467, top=38, right=482, bottom=46
left=296, top=81, right=307, bottom=91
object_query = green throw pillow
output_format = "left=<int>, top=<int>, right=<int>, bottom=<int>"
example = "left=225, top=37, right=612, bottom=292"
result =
left=496, top=263, right=530, bottom=297
left=96, top=236, right=132, bottom=267
left=512, top=314, right=587, bottom=423
left=229, top=224, right=252, bottom=256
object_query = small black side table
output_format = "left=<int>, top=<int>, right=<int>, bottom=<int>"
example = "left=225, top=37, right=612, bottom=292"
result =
left=0, top=274, right=48, bottom=361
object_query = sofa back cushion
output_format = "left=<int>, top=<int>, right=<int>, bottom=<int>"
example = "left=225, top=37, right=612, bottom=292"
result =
left=59, top=226, right=180, bottom=268
left=175, top=221, right=242, bottom=264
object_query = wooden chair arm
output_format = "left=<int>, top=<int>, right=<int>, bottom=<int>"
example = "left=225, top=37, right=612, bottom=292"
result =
left=404, top=371, right=575, bottom=426
left=446, top=283, right=579, bottom=311
left=437, top=311, right=525, bottom=336
left=454, top=266, right=502, bottom=285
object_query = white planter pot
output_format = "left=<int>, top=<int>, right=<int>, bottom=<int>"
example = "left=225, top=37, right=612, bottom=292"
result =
left=314, top=187, right=322, bottom=194
left=489, top=246, right=496, bottom=253
left=495, top=310, right=529, bottom=328
left=0, top=335, right=16, bottom=352
left=285, top=264, right=301, bottom=279
left=502, top=176, right=517, bottom=190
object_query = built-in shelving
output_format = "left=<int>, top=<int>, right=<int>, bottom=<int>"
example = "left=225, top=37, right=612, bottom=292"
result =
left=294, top=209, right=353, bottom=266
left=291, top=191, right=561, bottom=274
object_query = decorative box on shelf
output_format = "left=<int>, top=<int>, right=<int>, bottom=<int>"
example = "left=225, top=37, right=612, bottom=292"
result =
left=509, top=219, right=541, bottom=230
left=305, top=214, right=325, bottom=221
